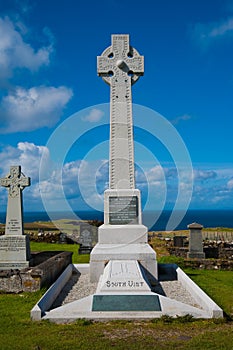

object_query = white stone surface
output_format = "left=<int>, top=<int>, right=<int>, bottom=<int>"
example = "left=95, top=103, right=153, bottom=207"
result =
left=97, top=34, right=143, bottom=190
left=176, top=266, right=223, bottom=318
left=31, top=264, right=73, bottom=321
left=96, top=260, right=151, bottom=293
left=98, top=224, right=148, bottom=244
left=90, top=243, right=157, bottom=283
left=31, top=263, right=223, bottom=322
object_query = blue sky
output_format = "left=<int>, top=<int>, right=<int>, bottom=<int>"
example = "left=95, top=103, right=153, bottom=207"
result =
left=0, top=0, right=233, bottom=217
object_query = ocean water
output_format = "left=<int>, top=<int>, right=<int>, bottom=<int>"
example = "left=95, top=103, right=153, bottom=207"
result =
left=1, top=210, right=233, bottom=231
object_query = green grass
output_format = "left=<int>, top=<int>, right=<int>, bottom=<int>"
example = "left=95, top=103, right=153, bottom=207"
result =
left=184, top=269, right=233, bottom=318
left=0, top=242, right=231, bottom=349
left=30, top=241, right=90, bottom=263
left=0, top=292, right=232, bottom=350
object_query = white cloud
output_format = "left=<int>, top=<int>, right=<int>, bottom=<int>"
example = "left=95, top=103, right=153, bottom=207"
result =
left=82, top=108, right=104, bottom=122
left=194, top=169, right=217, bottom=181
left=227, top=178, right=233, bottom=190
left=145, top=165, right=165, bottom=182
left=192, top=17, right=233, bottom=48
left=0, top=85, right=73, bottom=133
left=171, top=114, right=192, bottom=125
left=0, top=16, right=52, bottom=79
left=0, top=142, right=49, bottom=181
left=207, top=18, right=233, bottom=38
left=0, top=17, right=73, bottom=133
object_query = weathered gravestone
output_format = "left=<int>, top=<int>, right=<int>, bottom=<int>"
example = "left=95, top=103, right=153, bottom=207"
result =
left=173, top=235, right=185, bottom=247
left=0, top=166, right=31, bottom=270
left=78, top=223, right=94, bottom=254
left=187, top=222, right=205, bottom=259
left=90, top=34, right=157, bottom=282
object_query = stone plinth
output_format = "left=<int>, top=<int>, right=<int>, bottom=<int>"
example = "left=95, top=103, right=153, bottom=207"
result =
left=90, top=189, right=157, bottom=282
left=187, top=222, right=205, bottom=259
left=0, top=235, right=30, bottom=270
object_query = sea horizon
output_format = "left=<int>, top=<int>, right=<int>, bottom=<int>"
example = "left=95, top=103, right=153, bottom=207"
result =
left=1, top=209, right=233, bottom=231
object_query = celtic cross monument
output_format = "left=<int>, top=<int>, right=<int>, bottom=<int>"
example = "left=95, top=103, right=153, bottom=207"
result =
left=0, top=166, right=31, bottom=270
left=97, top=34, right=143, bottom=190
left=90, top=35, right=157, bottom=282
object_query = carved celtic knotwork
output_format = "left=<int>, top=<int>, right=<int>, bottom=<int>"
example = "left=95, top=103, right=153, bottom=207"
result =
left=0, top=166, right=30, bottom=198
left=97, top=35, right=144, bottom=190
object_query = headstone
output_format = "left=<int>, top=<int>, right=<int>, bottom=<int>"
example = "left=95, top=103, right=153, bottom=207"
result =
left=90, top=34, right=157, bottom=282
left=59, top=232, right=68, bottom=244
left=78, top=223, right=93, bottom=254
left=187, top=222, right=205, bottom=259
left=0, top=166, right=31, bottom=270
left=173, top=236, right=185, bottom=247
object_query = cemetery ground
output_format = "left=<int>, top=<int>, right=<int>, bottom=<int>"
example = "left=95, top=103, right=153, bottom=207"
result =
left=0, top=231, right=233, bottom=349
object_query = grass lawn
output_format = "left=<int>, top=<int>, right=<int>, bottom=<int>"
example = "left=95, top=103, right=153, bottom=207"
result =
left=30, top=241, right=90, bottom=264
left=0, top=292, right=232, bottom=350
left=0, top=242, right=232, bottom=349
left=183, top=269, right=233, bottom=318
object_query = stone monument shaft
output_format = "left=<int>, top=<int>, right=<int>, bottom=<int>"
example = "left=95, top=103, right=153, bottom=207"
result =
left=97, top=34, right=144, bottom=189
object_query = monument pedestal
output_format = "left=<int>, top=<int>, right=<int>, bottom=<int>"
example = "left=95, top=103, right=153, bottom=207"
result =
left=0, top=235, right=30, bottom=270
left=90, top=241, right=157, bottom=282
left=90, top=189, right=157, bottom=282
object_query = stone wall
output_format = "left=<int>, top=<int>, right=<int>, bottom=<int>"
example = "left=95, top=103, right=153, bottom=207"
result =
left=183, top=258, right=233, bottom=270
left=0, top=251, right=72, bottom=293
left=168, top=246, right=233, bottom=260
left=167, top=247, right=233, bottom=270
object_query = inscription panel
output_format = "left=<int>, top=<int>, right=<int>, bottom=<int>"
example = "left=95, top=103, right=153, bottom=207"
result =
left=109, top=196, right=138, bottom=224
left=0, top=236, right=26, bottom=252
left=6, top=219, right=21, bottom=234
left=92, top=295, right=161, bottom=312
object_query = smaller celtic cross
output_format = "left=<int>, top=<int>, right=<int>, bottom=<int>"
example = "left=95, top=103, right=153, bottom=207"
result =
left=0, top=166, right=30, bottom=198
left=0, top=166, right=30, bottom=235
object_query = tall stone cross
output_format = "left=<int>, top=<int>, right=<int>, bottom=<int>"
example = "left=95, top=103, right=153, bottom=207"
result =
left=97, top=34, right=144, bottom=190
left=0, top=166, right=30, bottom=235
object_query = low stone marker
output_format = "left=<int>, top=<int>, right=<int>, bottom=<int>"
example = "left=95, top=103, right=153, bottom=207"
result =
left=173, top=236, right=185, bottom=247
left=187, top=222, right=205, bottom=259
left=78, top=223, right=94, bottom=254
left=0, top=166, right=31, bottom=270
